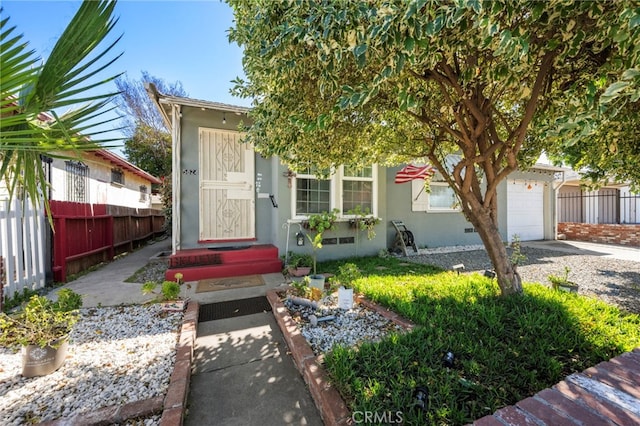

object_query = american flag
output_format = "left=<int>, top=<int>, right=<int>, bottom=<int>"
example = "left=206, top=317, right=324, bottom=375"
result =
left=394, top=164, right=435, bottom=184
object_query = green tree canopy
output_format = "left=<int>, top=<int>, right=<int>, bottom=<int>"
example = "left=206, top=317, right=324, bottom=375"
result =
left=229, top=0, right=640, bottom=296
left=1, top=0, right=123, bottom=216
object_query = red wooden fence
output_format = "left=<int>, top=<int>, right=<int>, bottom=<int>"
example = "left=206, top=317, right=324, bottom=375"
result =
left=50, top=201, right=165, bottom=282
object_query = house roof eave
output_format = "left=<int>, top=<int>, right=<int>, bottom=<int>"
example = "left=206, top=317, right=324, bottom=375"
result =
left=145, top=82, right=250, bottom=120
left=92, top=149, right=162, bottom=185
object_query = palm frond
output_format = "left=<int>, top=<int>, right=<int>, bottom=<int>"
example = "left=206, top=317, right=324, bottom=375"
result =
left=0, top=0, right=123, bottom=218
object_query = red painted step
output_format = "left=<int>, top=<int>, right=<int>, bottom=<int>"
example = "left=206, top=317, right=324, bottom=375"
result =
left=165, top=245, right=283, bottom=281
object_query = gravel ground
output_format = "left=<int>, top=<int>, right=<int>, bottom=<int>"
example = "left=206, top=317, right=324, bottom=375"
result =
left=285, top=292, right=405, bottom=355
left=0, top=305, right=182, bottom=425
left=403, top=246, right=640, bottom=314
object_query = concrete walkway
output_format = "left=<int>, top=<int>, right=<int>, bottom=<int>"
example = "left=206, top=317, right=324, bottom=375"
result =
left=57, top=240, right=323, bottom=425
left=523, top=240, right=640, bottom=262
left=54, top=238, right=172, bottom=307
left=186, top=312, right=322, bottom=426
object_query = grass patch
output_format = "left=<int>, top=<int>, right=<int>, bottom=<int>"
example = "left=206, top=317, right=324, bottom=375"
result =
left=318, top=256, right=640, bottom=425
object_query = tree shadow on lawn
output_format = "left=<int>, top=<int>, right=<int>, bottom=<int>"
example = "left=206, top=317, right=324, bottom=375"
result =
left=324, top=274, right=640, bottom=426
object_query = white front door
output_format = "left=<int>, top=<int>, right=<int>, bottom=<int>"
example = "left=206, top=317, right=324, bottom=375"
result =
left=199, top=128, right=255, bottom=241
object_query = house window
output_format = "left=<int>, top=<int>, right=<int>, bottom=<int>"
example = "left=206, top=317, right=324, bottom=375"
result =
left=65, top=161, right=89, bottom=202
left=295, top=167, right=331, bottom=215
left=139, top=185, right=148, bottom=202
left=292, top=165, right=378, bottom=218
left=428, top=182, right=460, bottom=211
left=342, top=165, right=373, bottom=213
left=111, top=168, right=124, bottom=186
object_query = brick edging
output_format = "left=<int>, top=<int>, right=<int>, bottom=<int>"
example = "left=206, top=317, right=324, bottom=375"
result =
left=472, top=348, right=640, bottom=426
left=160, top=300, right=198, bottom=426
left=266, top=288, right=414, bottom=425
left=40, top=301, right=199, bottom=426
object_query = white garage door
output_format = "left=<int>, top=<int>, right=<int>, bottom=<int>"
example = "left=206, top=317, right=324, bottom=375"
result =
left=507, top=180, right=544, bottom=241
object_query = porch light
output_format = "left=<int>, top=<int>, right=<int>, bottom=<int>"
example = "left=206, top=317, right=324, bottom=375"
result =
left=296, top=231, right=305, bottom=246
left=222, top=112, right=226, bottom=124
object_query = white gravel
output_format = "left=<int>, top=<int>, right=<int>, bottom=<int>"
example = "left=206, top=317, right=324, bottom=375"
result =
left=0, top=304, right=183, bottom=425
left=285, top=293, right=404, bottom=355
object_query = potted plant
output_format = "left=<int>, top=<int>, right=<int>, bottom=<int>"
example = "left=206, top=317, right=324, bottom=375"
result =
left=304, top=208, right=339, bottom=290
left=0, top=288, right=82, bottom=377
left=284, top=252, right=313, bottom=277
left=347, top=205, right=381, bottom=240
left=548, top=266, right=579, bottom=293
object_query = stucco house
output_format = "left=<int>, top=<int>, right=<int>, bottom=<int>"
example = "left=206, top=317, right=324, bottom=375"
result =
left=147, top=85, right=563, bottom=281
left=47, top=149, right=161, bottom=209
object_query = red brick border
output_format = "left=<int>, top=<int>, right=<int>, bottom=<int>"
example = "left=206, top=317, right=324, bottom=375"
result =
left=266, top=288, right=415, bottom=425
left=40, top=301, right=199, bottom=426
left=160, top=300, right=198, bottom=426
left=473, top=349, right=640, bottom=426
left=268, top=288, right=640, bottom=426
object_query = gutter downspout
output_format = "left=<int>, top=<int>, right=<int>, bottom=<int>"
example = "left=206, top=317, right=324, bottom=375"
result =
left=552, top=171, right=567, bottom=240
left=171, top=104, right=182, bottom=254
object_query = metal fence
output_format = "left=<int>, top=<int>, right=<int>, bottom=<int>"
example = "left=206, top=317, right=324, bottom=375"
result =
left=558, top=190, right=640, bottom=224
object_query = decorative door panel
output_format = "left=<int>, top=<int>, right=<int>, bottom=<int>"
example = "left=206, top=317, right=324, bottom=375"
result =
left=199, top=129, right=255, bottom=240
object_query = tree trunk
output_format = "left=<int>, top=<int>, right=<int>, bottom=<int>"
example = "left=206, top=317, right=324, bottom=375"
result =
left=465, top=205, right=523, bottom=297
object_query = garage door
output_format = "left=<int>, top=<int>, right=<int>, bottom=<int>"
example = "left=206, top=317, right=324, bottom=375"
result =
left=507, top=180, right=544, bottom=241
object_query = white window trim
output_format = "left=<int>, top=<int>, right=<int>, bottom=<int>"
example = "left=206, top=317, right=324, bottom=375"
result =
left=291, top=165, right=378, bottom=219
left=411, top=179, right=461, bottom=213
left=291, top=169, right=333, bottom=220
left=339, top=165, right=378, bottom=218
left=426, top=181, right=461, bottom=212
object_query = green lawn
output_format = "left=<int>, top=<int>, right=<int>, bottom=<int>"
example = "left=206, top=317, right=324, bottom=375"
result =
left=319, top=256, right=640, bottom=425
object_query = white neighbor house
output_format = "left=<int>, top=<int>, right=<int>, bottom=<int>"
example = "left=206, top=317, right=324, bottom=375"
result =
left=48, top=149, right=161, bottom=208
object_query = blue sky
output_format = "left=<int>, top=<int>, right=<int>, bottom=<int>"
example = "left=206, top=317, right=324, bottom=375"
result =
left=2, top=0, right=248, bottom=150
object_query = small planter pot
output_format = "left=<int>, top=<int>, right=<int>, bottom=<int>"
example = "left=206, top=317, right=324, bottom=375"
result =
left=308, top=275, right=325, bottom=291
left=21, top=337, right=69, bottom=377
left=557, top=282, right=579, bottom=293
left=287, top=266, right=311, bottom=277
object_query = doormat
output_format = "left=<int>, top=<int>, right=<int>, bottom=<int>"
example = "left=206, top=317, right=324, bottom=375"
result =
left=196, top=274, right=265, bottom=293
left=199, top=296, right=272, bottom=322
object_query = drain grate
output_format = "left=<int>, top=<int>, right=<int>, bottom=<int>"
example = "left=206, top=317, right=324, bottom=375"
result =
left=198, top=296, right=272, bottom=322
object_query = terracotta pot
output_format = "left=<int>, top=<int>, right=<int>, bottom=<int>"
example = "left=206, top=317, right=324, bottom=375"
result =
left=288, top=266, right=311, bottom=277
left=21, top=337, right=69, bottom=377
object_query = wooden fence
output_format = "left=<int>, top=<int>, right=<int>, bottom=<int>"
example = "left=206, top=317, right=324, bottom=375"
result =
left=51, top=201, right=165, bottom=282
left=0, top=198, right=47, bottom=303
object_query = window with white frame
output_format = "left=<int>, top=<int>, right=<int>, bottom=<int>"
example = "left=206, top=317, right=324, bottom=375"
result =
left=411, top=174, right=460, bottom=212
left=293, top=165, right=377, bottom=218
left=342, top=165, right=374, bottom=213
left=295, top=167, right=331, bottom=216
left=428, top=182, right=460, bottom=211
